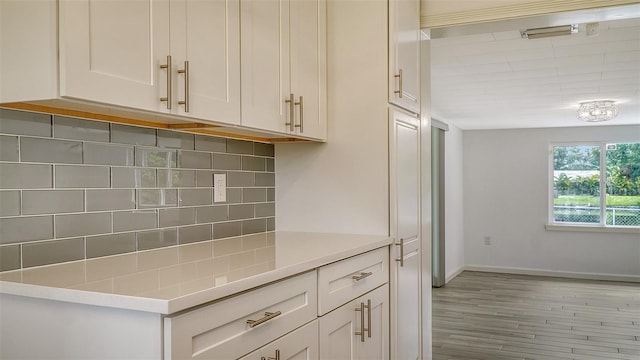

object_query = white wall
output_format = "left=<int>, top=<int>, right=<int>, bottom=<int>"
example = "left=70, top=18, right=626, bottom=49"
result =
left=463, top=125, right=640, bottom=278
left=444, top=123, right=464, bottom=280
left=275, top=0, right=389, bottom=235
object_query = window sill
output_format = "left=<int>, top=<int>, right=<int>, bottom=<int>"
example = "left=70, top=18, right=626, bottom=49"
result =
left=545, top=224, right=640, bottom=234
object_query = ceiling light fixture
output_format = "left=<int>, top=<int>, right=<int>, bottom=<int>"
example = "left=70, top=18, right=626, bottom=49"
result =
left=520, top=24, right=578, bottom=39
left=577, top=100, right=619, bottom=122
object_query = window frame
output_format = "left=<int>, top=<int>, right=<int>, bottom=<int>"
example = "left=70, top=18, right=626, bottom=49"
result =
left=547, top=141, right=640, bottom=233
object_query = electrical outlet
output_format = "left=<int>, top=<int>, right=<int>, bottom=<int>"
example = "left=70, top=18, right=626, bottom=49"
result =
left=214, top=174, right=226, bottom=203
left=483, top=236, right=492, bottom=246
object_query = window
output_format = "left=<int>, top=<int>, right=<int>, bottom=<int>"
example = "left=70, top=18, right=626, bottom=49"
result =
left=551, top=142, right=640, bottom=228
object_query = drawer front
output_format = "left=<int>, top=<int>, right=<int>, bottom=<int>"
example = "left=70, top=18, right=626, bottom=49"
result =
left=239, top=320, right=318, bottom=360
left=164, top=271, right=317, bottom=360
left=317, top=247, right=388, bottom=315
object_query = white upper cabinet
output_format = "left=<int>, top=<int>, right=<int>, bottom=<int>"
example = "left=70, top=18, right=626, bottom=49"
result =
left=59, top=0, right=170, bottom=113
left=171, top=0, right=241, bottom=123
left=389, top=0, right=420, bottom=114
left=60, top=0, right=241, bottom=125
left=241, top=0, right=327, bottom=140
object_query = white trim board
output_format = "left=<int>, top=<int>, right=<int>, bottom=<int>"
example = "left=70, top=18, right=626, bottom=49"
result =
left=445, top=266, right=465, bottom=284
left=461, top=265, right=640, bottom=283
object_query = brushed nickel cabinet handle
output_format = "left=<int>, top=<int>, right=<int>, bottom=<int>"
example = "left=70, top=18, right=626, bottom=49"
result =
left=394, top=68, right=403, bottom=98
left=366, top=299, right=372, bottom=338
left=285, top=93, right=294, bottom=131
left=294, top=95, right=303, bottom=133
left=395, top=238, right=404, bottom=267
left=352, top=272, right=373, bottom=281
left=177, top=61, right=190, bottom=112
left=355, top=302, right=366, bottom=342
left=246, top=311, right=281, bottom=328
left=262, top=349, right=280, bottom=360
left=160, top=55, right=172, bottom=109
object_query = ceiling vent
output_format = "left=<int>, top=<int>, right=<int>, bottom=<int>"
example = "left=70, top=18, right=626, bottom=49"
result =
left=520, top=24, right=578, bottom=39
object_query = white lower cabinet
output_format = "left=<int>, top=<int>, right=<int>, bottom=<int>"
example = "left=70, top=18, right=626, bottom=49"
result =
left=319, top=284, right=389, bottom=360
left=240, top=321, right=319, bottom=360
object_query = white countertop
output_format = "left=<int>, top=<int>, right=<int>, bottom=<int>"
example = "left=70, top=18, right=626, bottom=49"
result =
left=0, top=231, right=391, bottom=314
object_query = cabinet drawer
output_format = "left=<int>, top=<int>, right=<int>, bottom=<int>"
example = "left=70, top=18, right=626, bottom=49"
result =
left=164, top=271, right=317, bottom=360
left=239, top=320, right=318, bottom=360
left=318, top=247, right=388, bottom=315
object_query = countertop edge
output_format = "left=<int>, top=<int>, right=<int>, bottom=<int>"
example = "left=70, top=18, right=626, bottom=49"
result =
left=0, top=236, right=392, bottom=315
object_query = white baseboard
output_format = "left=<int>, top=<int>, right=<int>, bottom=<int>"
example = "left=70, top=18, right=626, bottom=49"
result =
left=462, top=265, right=640, bottom=283
left=445, top=266, right=465, bottom=283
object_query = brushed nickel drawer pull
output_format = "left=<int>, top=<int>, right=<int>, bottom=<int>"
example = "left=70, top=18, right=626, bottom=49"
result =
left=294, top=95, right=303, bottom=133
left=177, top=61, right=190, bottom=112
left=261, top=349, right=280, bottom=360
left=354, top=302, right=366, bottom=342
left=394, top=68, right=403, bottom=98
left=395, top=238, right=404, bottom=267
left=352, top=272, right=373, bottom=281
left=366, top=299, right=372, bottom=338
left=285, top=93, right=294, bottom=131
left=246, top=311, right=282, bottom=328
left=160, top=55, right=172, bottom=109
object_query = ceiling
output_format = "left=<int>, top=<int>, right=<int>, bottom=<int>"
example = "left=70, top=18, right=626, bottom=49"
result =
left=430, top=17, right=640, bottom=130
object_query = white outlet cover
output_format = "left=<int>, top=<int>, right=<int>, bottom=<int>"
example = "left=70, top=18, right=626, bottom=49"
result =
left=214, top=174, right=226, bottom=202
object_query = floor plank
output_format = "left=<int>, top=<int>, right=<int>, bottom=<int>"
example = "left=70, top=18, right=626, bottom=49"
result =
left=432, top=271, right=640, bottom=360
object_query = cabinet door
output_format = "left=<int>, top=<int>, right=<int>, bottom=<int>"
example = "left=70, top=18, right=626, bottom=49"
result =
left=59, top=0, right=170, bottom=112
left=319, top=285, right=389, bottom=360
left=289, top=0, right=327, bottom=140
left=241, top=0, right=291, bottom=133
left=171, top=0, right=241, bottom=124
left=388, top=0, right=420, bottom=113
left=239, top=321, right=318, bottom=360
left=389, top=109, right=421, bottom=360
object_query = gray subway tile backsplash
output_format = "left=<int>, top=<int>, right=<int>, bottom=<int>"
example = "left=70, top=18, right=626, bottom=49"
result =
left=112, top=167, right=157, bottom=188
left=195, top=135, right=226, bottom=152
left=53, top=115, right=110, bottom=142
left=159, top=207, right=196, bottom=227
left=20, top=137, right=83, bottom=164
left=0, top=244, right=21, bottom=271
left=0, top=216, right=54, bottom=245
left=0, top=109, right=51, bottom=137
left=0, top=135, right=19, bottom=161
left=157, top=169, right=196, bottom=188
left=86, top=233, right=136, bottom=258
left=229, top=204, right=254, bottom=220
left=86, top=189, right=135, bottom=211
left=0, top=163, right=52, bottom=189
left=179, top=188, right=213, bottom=206
left=178, top=224, right=213, bottom=244
left=56, top=212, right=112, bottom=238
left=22, top=238, right=85, bottom=268
left=177, top=150, right=212, bottom=169
left=111, top=124, right=156, bottom=145
left=0, top=108, right=275, bottom=270
left=22, top=190, right=84, bottom=215
left=157, top=129, right=195, bottom=149
left=84, top=142, right=134, bottom=166
left=137, top=228, right=178, bottom=251
left=0, top=190, right=20, bottom=216
left=113, top=210, right=158, bottom=232
left=55, top=165, right=110, bottom=188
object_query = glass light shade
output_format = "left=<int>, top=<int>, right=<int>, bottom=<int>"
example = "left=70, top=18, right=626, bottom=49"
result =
left=577, top=100, right=618, bottom=122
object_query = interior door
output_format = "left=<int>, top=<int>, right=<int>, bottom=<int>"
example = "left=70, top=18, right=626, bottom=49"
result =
left=389, top=108, right=421, bottom=360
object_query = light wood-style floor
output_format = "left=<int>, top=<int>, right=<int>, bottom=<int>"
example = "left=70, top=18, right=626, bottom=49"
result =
left=432, top=271, right=640, bottom=360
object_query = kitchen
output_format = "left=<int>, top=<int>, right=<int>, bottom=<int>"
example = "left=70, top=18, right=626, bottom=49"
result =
left=1, top=0, right=637, bottom=359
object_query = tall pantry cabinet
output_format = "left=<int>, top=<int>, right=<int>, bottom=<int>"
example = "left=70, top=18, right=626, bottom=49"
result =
left=388, top=0, right=424, bottom=360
